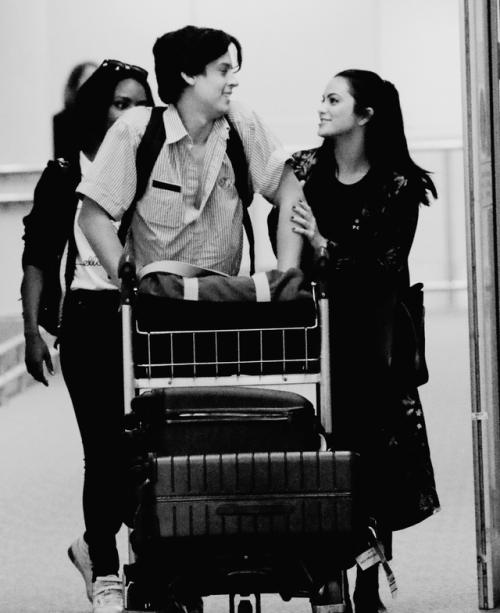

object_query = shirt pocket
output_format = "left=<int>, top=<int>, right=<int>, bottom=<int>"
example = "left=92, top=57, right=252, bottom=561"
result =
left=142, top=181, right=184, bottom=229
left=215, top=175, right=241, bottom=214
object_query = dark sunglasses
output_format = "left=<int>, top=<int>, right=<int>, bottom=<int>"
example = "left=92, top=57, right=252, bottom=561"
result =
left=101, top=59, right=148, bottom=79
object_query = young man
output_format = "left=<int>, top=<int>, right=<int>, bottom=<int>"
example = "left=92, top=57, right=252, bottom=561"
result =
left=78, top=25, right=303, bottom=285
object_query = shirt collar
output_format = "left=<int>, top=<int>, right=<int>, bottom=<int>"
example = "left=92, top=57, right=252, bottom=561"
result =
left=215, top=115, right=231, bottom=141
left=164, top=105, right=231, bottom=144
left=163, top=104, right=190, bottom=144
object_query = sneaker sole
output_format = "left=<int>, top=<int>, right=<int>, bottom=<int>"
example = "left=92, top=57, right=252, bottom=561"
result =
left=68, top=544, right=93, bottom=602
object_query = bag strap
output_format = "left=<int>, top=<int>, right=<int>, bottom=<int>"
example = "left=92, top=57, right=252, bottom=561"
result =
left=137, top=260, right=228, bottom=281
left=117, top=107, right=255, bottom=273
left=117, top=106, right=167, bottom=245
left=226, top=117, right=255, bottom=274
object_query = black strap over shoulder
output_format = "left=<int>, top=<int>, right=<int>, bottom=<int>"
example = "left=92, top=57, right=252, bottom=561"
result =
left=118, top=107, right=167, bottom=245
left=117, top=107, right=255, bottom=273
left=226, top=117, right=254, bottom=274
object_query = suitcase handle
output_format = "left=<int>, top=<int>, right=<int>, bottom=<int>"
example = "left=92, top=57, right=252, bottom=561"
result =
left=217, top=503, right=294, bottom=516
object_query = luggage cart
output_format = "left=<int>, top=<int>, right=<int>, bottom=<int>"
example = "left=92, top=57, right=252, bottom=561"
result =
left=119, top=248, right=364, bottom=613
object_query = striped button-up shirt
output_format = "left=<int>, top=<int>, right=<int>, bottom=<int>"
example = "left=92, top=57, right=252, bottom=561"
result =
left=78, top=101, right=290, bottom=275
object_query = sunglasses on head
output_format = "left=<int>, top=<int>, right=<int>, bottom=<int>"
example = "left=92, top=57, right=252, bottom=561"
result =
left=101, top=59, right=148, bottom=78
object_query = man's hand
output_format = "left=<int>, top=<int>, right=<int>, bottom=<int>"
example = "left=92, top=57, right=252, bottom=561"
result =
left=25, top=332, right=54, bottom=386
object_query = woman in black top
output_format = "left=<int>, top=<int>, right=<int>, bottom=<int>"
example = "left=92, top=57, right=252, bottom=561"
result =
left=291, top=69, right=440, bottom=612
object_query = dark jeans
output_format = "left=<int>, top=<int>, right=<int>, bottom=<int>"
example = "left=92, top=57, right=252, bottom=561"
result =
left=59, top=289, right=124, bottom=579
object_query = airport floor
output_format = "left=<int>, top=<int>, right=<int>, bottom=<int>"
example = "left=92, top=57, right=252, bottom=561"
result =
left=0, top=309, right=493, bottom=613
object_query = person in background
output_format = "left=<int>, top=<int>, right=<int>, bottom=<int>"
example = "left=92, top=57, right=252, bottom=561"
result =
left=21, top=59, right=154, bottom=613
left=53, top=61, right=98, bottom=160
left=290, top=69, right=440, bottom=613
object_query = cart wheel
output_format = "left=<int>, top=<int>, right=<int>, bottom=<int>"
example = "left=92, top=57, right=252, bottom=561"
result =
left=237, top=599, right=253, bottom=613
left=310, top=570, right=349, bottom=609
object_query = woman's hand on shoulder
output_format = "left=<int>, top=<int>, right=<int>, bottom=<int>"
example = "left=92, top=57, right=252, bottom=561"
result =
left=291, top=197, right=328, bottom=252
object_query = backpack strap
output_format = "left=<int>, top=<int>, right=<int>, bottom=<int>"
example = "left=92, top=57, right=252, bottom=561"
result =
left=118, top=106, right=167, bottom=245
left=225, top=117, right=255, bottom=274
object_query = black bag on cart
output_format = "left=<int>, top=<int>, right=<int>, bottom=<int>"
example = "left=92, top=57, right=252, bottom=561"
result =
left=130, top=386, right=324, bottom=455
left=132, top=268, right=320, bottom=379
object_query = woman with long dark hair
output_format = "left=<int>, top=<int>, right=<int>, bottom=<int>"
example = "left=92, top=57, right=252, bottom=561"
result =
left=21, top=59, right=154, bottom=613
left=53, top=60, right=98, bottom=160
left=291, top=69, right=440, bottom=612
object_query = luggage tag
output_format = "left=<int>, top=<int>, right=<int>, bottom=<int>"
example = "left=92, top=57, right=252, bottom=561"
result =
left=355, top=526, right=398, bottom=599
left=355, top=547, right=381, bottom=571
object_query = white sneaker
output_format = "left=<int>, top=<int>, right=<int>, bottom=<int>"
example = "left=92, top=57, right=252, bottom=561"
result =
left=68, top=535, right=93, bottom=602
left=92, top=575, right=124, bottom=613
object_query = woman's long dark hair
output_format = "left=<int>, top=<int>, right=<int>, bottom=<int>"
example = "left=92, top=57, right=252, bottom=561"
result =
left=314, top=69, right=436, bottom=205
left=72, top=60, right=154, bottom=156
left=63, top=61, right=98, bottom=109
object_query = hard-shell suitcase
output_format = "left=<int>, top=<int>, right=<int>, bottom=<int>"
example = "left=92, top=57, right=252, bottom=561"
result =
left=130, top=386, right=323, bottom=455
left=138, top=451, right=360, bottom=542
left=129, top=449, right=361, bottom=606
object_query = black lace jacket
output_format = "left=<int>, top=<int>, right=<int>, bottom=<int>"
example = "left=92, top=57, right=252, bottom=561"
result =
left=291, top=147, right=433, bottom=288
left=291, top=148, right=440, bottom=531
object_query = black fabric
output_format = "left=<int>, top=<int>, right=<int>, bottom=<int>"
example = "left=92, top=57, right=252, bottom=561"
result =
left=226, top=117, right=254, bottom=274
left=292, top=149, right=439, bottom=533
left=393, top=282, right=429, bottom=388
left=22, top=159, right=81, bottom=335
left=53, top=108, right=80, bottom=161
left=59, top=290, right=124, bottom=578
left=133, top=269, right=319, bottom=378
left=130, top=387, right=322, bottom=455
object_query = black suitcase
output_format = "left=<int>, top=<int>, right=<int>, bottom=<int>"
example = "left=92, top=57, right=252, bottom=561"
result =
left=137, top=451, right=361, bottom=543
left=130, top=386, right=323, bottom=455
left=129, top=450, right=362, bottom=607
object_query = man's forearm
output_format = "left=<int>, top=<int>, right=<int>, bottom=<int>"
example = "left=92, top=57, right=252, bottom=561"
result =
left=79, top=197, right=123, bottom=287
left=273, top=164, right=304, bottom=270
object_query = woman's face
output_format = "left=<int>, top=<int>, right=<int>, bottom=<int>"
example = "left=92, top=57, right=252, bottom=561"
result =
left=317, top=76, right=362, bottom=139
left=106, top=78, right=149, bottom=131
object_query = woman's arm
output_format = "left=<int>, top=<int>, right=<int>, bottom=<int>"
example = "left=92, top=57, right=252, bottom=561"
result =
left=291, top=177, right=420, bottom=279
left=20, top=160, right=78, bottom=386
left=20, top=265, right=54, bottom=386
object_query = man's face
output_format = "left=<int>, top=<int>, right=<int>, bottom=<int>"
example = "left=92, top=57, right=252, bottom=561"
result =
left=192, top=49, right=239, bottom=118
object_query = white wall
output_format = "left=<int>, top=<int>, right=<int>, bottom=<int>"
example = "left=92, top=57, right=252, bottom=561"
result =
left=0, top=0, right=464, bottom=317
left=0, top=1, right=51, bottom=166
left=0, top=0, right=462, bottom=166
left=378, top=0, right=463, bottom=141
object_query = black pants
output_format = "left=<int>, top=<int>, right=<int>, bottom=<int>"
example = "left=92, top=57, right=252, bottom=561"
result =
left=59, top=289, right=124, bottom=579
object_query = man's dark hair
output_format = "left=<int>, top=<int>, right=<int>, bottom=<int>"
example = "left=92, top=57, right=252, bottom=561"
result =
left=153, top=25, right=243, bottom=104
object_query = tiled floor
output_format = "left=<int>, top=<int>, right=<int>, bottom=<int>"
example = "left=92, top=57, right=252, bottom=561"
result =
left=0, top=309, right=489, bottom=612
